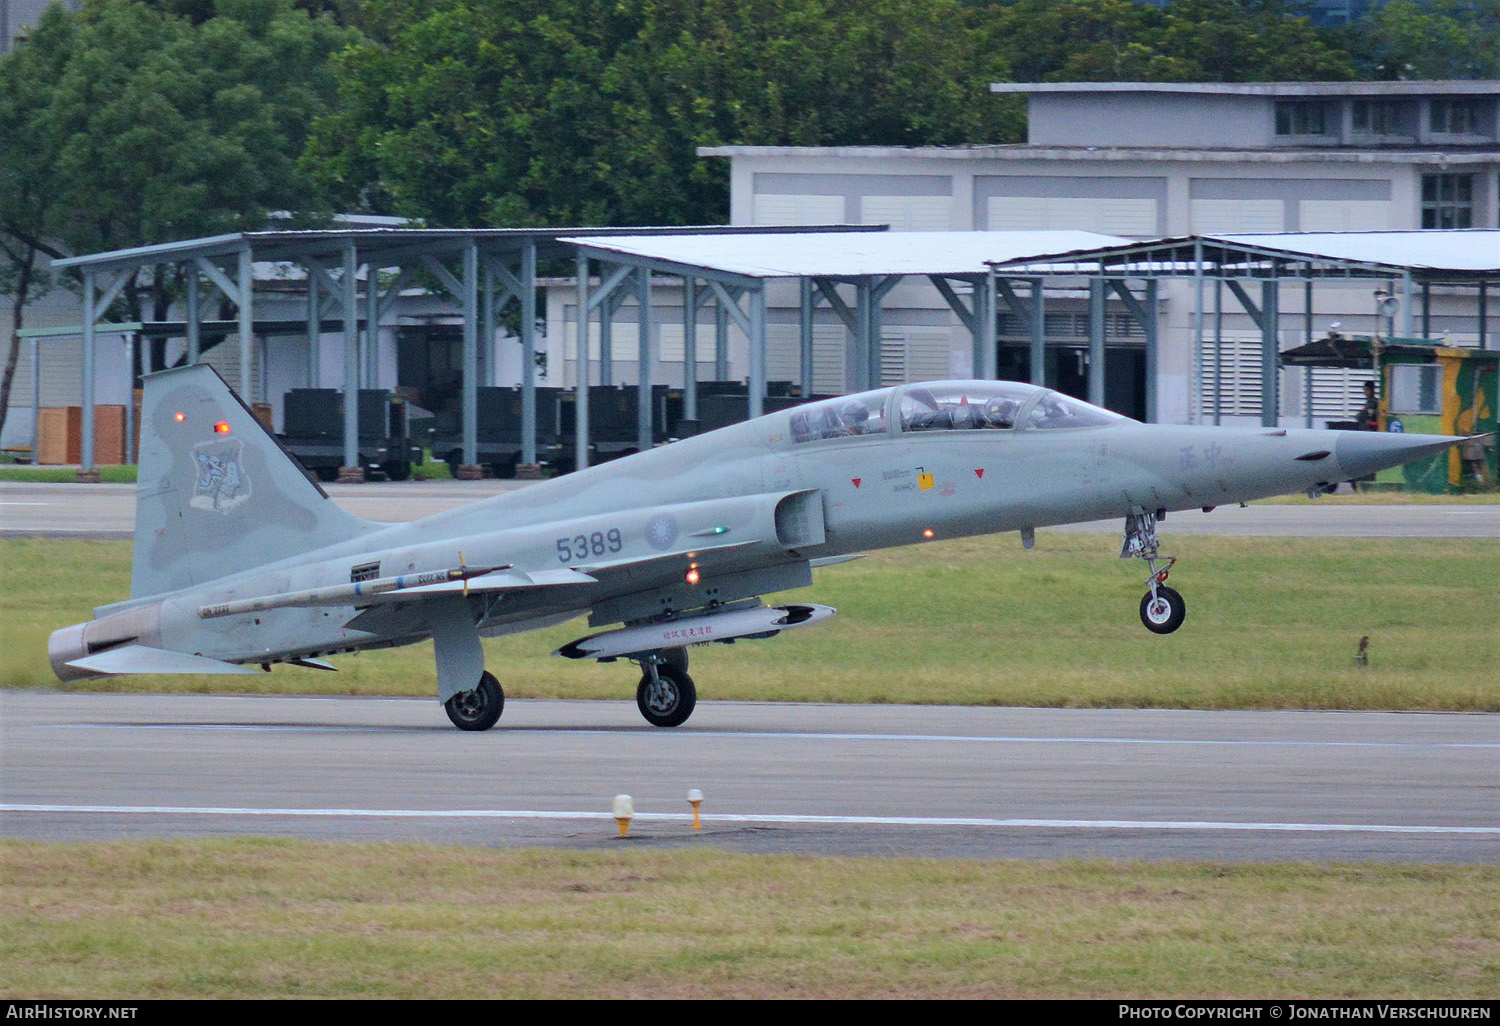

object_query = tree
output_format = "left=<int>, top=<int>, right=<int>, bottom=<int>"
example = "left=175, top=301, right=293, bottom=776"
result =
left=0, top=0, right=362, bottom=426
left=976, top=0, right=1355, bottom=83
left=0, top=7, right=74, bottom=444
left=1343, top=0, right=1500, bottom=80
left=305, top=0, right=1018, bottom=228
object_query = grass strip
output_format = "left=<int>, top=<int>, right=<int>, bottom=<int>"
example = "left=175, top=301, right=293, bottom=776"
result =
left=2, top=840, right=1496, bottom=999
left=4, top=533, right=1498, bottom=710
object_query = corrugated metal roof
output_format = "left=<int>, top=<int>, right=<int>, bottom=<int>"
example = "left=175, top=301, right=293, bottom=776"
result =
left=988, top=230, right=1500, bottom=278
left=561, top=230, right=1129, bottom=278
left=1210, top=231, right=1500, bottom=274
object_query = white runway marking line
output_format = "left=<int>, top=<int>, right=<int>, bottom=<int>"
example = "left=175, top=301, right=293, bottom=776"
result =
left=37, top=723, right=1500, bottom=750
left=4, top=805, right=1498, bottom=835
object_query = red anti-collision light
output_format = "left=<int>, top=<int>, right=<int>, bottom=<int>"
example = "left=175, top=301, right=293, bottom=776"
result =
left=214, top=421, right=231, bottom=434
left=173, top=412, right=185, bottom=422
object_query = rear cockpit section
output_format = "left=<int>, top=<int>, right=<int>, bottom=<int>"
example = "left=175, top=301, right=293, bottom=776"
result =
left=899, top=382, right=1040, bottom=432
left=900, top=381, right=1127, bottom=432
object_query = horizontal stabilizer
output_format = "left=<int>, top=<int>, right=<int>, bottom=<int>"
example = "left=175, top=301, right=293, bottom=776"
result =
left=67, top=645, right=259, bottom=676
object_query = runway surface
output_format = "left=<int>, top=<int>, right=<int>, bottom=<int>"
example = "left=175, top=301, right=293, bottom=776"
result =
left=3, top=478, right=1499, bottom=538
left=4, top=692, right=1496, bottom=862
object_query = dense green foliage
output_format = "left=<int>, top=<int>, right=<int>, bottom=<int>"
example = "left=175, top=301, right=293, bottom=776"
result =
left=0, top=0, right=1496, bottom=423
left=305, top=0, right=1017, bottom=226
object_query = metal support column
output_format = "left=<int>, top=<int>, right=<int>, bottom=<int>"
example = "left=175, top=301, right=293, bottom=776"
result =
left=1087, top=279, right=1106, bottom=408
left=714, top=303, right=729, bottom=383
left=599, top=291, right=614, bottom=386
left=1191, top=240, right=1205, bottom=424
left=520, top=240, right=538, bottom=465
left=799, top=276, right=813, bottom=395
left=186, top=267, right=200, bottom=364
left=1213, top=280, right=1224, bottom=426
left=341, top=242, right=359, bottom=473
left=480, top=262, right=495, bottom=389
left=461, top=242, right=479, bottom=470
left=237, top=247, right=253, bottom=400
left=1029, top=279, right=1045, bottom=387
left=306, top=264, right=320, bottom=386
left=749, top=286, right=766, bottom=419
left=979, top=269, right=997, bottom=380
left=1144, top=280, right=1159, bottom=424
left=363, top=263, right=380, bottom=390
left=636, top=266, right=653, bottom=454
left=29, top=336, right=39, bottom=467
left=1260, top=280, right=1280, bottom=428
left=575, top=253, right=591, bottom=472
left=124, top=332, right=136, bottom=464
left=80, top=271, right=95, bottom=474
left=1303, top=279, right=1314, bottom=428
left=854, top=280, right=872, bottom=392
left=683, top=278, right=699, bottom=420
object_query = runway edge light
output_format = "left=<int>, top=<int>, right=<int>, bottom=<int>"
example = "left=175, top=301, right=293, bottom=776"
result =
left=613, top=794, right=634, bottom=837
left=687, top=789, right=703, bottom=830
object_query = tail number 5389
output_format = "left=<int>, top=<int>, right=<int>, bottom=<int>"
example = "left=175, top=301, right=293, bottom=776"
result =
left=556, top=529, right=623, bottom=563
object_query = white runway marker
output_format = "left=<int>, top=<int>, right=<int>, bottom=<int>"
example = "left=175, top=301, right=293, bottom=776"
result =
left=5, top=804, right=1498, bottom=836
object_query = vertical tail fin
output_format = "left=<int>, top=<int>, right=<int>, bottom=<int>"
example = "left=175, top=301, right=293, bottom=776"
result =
left=131, top=364, right=379, bottom=598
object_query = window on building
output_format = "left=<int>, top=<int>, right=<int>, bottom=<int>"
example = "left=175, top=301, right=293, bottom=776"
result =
left=1275, top=101, right=1328, bottom=136
left=1389, top=365, right=1443, bottom=415
left=1352, top=99, right=1403, bottom=135
left=1421, top=174, right=1474, bottom=228
left=1429, top=99, right=1478, bottom=135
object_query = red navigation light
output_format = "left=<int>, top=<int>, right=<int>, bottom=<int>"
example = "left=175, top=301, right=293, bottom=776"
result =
left=214, top=421, right=231, bottom=434
left=685, top=565, right=700, bottom=585
left=923, top=529, right=935, bottom=539
left=173, top=412, right=185, bottom=422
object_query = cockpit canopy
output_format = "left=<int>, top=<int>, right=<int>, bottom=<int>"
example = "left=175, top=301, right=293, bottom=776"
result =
left=787, top=381, right=1126, bottom=445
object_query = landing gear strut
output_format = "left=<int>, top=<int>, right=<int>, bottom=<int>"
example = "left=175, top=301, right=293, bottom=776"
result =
left=635, top=653, right=697, bottom=728
left=1123, top=511, right=1186, bottom=635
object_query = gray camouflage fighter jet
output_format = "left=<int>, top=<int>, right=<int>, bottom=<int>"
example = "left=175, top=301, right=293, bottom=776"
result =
left=50, top=365, right=1463, bottom=730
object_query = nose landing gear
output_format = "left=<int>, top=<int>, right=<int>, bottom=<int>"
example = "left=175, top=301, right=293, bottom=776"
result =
left=1123, top=511, right=1186, bottom=635
left=635, top=653, right=697, bottom=728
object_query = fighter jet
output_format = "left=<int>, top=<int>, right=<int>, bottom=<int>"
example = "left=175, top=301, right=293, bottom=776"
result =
left=50, top=365, right=1462, bottom=730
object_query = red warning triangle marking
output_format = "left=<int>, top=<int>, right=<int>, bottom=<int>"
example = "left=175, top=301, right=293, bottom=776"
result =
left=975, top=468, right=985, bottom=478
left=851, top=478, right=862, bottom=488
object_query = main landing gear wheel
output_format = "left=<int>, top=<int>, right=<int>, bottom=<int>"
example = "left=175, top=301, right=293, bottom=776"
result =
left=445, top=671, right=505, bottom=731
left=1139, top=586, right=1186, bottom=635
left=637, top=662, right=697, bottom=728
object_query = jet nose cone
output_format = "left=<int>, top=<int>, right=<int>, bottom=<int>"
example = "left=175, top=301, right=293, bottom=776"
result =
left=1334, top=431, right=1465, bottom=482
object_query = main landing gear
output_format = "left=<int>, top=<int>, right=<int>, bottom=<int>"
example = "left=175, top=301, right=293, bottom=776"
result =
left=1122, top=511, right=1186, bottom=635
left=445, top=670, right=505, bottom=731
left=634, top=648, right=697, bottom=728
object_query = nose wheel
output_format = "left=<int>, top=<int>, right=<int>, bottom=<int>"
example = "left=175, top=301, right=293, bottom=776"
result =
left=635, top=658, right=697, bottom=728
left=1123, top=511, right=1186, bottom=635
left=1140, top=585, right=1185, bottom=634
